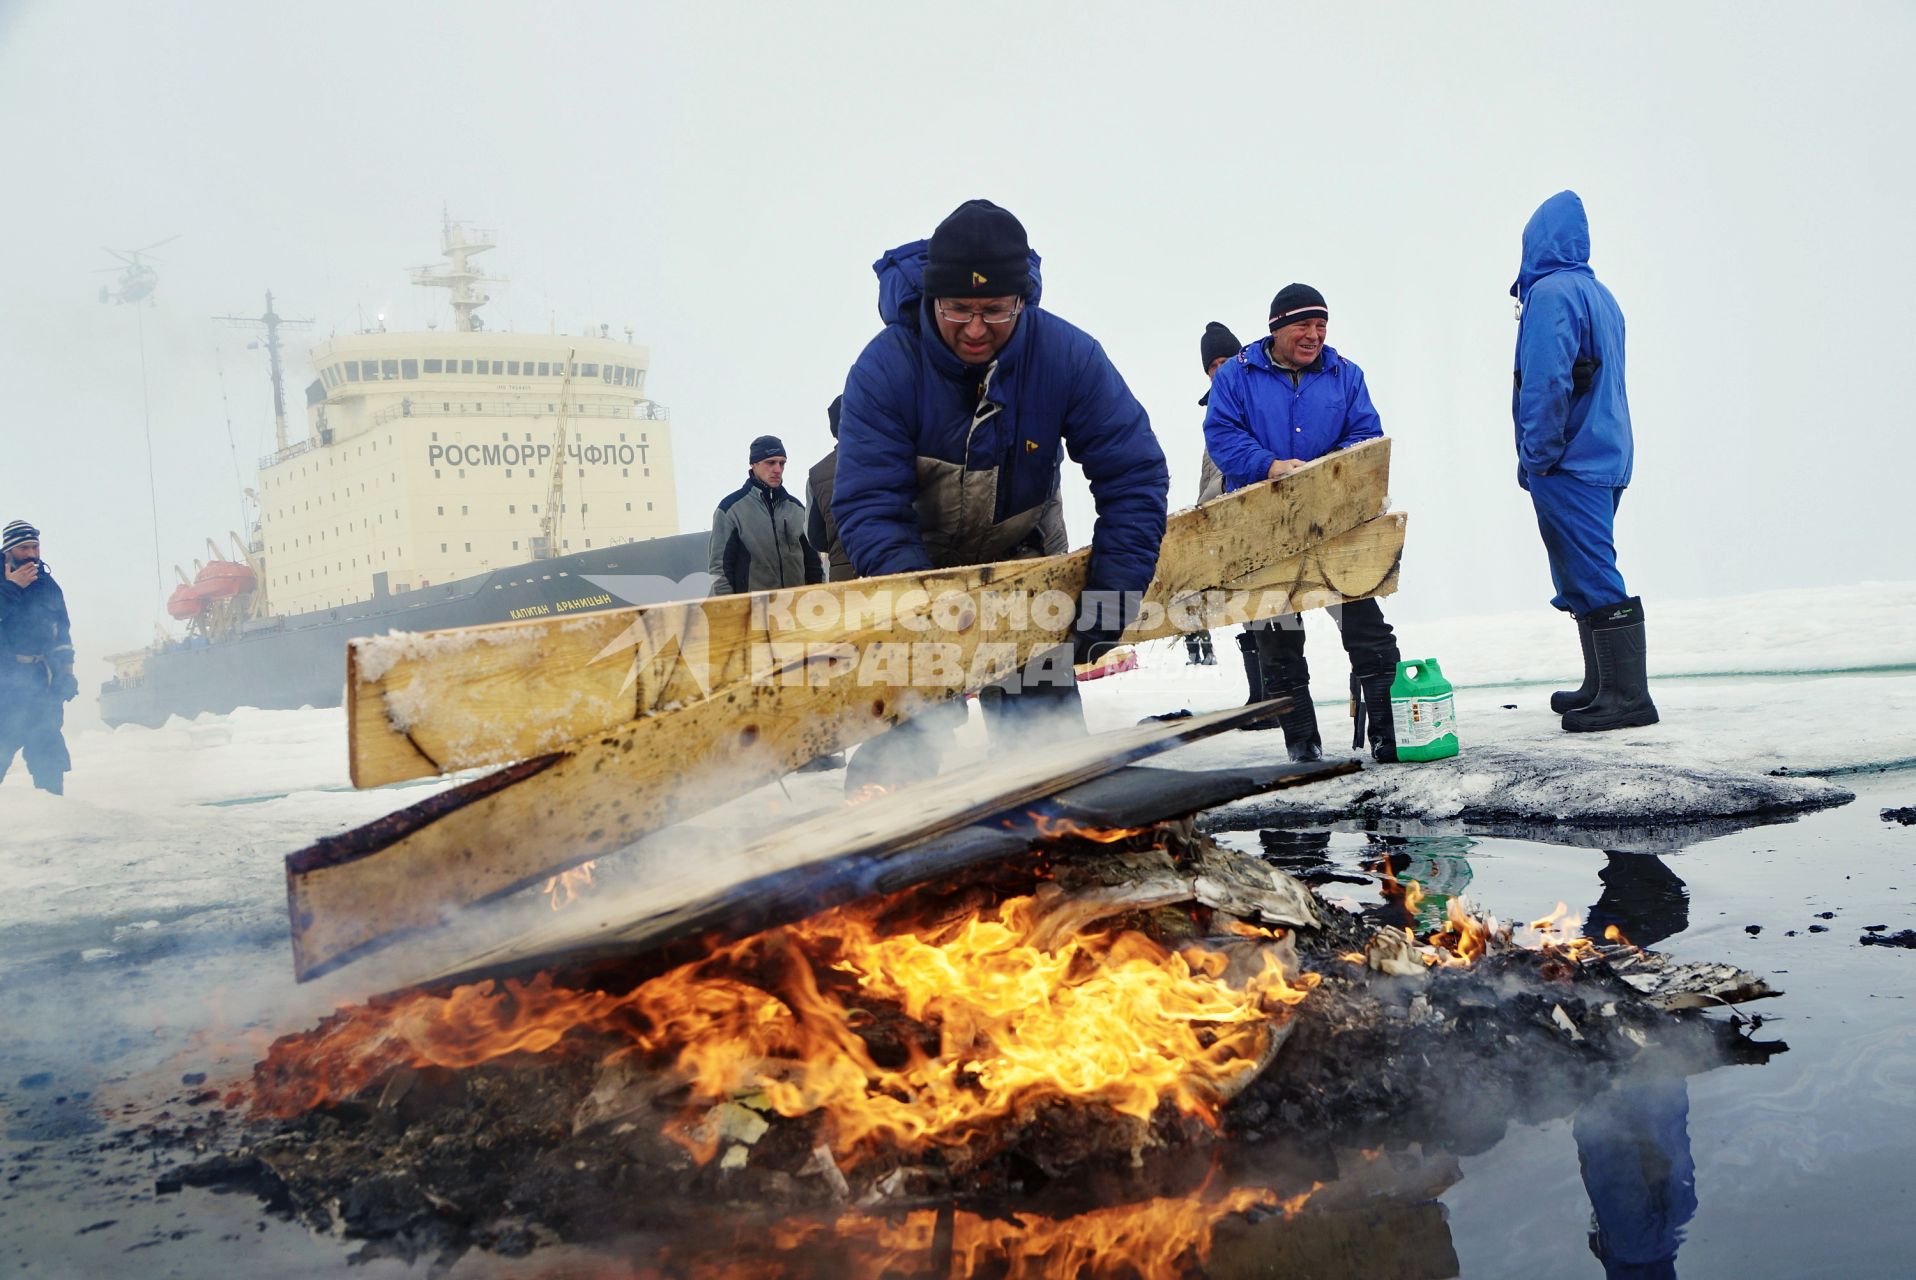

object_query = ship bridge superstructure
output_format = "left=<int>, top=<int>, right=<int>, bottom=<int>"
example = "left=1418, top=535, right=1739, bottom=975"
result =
left=254, top=224, right=679, bottom=615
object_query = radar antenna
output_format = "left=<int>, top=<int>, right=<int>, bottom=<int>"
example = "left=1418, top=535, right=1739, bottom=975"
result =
left=412, top=209, right=506, bottom=333
left=215, top=292, right=312, bottom=453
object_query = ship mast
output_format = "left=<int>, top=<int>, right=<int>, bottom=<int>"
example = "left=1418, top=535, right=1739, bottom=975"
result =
left=215, top=291, right=310, bottom=452
left=535, top=350, right=577, bottom=559
left=412, top=210, right=506, bottom=332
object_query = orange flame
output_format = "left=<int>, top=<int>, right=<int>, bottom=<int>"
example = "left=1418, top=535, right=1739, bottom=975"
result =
left=252, top=893, right=1318, bottom=1170
left=640, top=1181, right=1318, bottom=1279
left=542, top=860, right=598, bottom=911
left=1026, top=812, right=1148, bottom=843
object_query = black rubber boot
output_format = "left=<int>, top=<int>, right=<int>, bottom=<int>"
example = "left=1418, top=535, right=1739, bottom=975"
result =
left=1562, top=598, right=1659, bottom=733
left=1235, top=629, right=1282, bottom=732
left=1259, top=629, right=1323, bottom=761
left=1349, top=651, right=1401, bottom=764
left=1550, top=616, right=1598, bottom=714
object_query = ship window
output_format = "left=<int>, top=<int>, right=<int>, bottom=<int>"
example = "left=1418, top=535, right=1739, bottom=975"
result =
left=532, top=504, right=539, bottom=514
left=461, top=505, right=468, bottom=515
left=441, top=543, right=448, bottom=552
left=585, top=539, right=592, bottom=547
left=625, top=502, right=631, bottom=511
left=602, top=367, right=614, bottom=383
left=507, top=361, right=520, bottom=375
left=647, top=502, right=653, bottom=511
left=362, top=361, right=380, bottom=380
left=465, top=542, right=472, bottom=552
left=619, top=432, right=626, bottom=442
left=382, top=360, right=399, bottom=379
left=581, top=363, right=598, bottom=378
left=459, top=469, right=465, bottom=478
left=401, top=360, right=419, bottom=379
left=436, top=506, right=443, bottom=515
left=491, top=361, right=504, bottom=375
left=622, top=468, right=628, bottom=477
left=508, top=504, right=516, bottom=514
left=505, top=468, right=512, bottom=477
left=424, top=359, right=443, bottom=373
left=537, top=362, right=550, bottom=376
left=461, top=360, right=475, bottom=374
left=344, top=364, right=361, bottom=382
left=512, top=540, right=519, bottom=550
left=434, top=469, right=441, bottom=478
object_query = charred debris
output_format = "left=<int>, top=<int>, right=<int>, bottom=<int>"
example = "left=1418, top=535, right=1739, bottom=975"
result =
left=165, top=759, right=1783, bottom=1272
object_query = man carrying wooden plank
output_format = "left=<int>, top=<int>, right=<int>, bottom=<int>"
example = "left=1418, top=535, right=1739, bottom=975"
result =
left=834, top=199, right=1170, bottom=787
left=1203, top=285, right=1403, bottom=764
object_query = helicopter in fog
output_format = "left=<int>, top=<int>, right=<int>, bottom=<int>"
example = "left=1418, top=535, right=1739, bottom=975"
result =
left=97, top=235, right=179, bottom=305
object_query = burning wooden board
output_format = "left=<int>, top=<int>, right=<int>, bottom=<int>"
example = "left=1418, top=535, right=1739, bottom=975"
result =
left=281, top=444, right=1402, bottom=981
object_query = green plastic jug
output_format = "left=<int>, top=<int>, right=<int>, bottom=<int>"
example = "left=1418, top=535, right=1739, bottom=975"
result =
left=1390, top=659, right=1459, bottom=761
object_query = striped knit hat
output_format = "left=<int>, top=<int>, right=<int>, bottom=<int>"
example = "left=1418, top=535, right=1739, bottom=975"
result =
left=1268, top=283, right=1328, bottom=331
left=2, top=520, right=39, bottom=554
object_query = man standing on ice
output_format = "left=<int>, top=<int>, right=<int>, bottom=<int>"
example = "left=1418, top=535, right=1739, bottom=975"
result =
left=1203, top=285, right=1401, bottom=763
left=0, top=520, right=77, bottom=794
left=834, top=199, right=1169, bottom=787
left=1511, top=191, right=1658, bottom=732
left=706, top=435, right=826, bottom=596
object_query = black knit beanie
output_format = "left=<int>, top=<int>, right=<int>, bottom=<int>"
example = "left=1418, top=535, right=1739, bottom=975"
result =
left=826, top=395, right=842, bottom=440
left=749, top=435, right=787, bottom=464
left=924, top=200, right=1032, bottom=300
left=1268, top=283, right=1328, bottom=331
left=1200, top=322, right=1241, bottom=371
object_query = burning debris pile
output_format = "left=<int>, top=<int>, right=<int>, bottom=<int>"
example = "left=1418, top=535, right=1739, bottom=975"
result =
left=177, top=817, right=1780, bottom=1271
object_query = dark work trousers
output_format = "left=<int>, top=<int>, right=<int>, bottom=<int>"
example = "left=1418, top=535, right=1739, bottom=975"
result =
left=0, top=686, right=70, bottom=792
left=1528, top=471, right=1629, bottom=616
left=977, top=642, right=1087, bottom=749
left=1250, top=598, right=1400, bottom=679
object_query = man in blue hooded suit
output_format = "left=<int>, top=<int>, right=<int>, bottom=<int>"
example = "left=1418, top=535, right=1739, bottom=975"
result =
left=1513, top=191, right=1658, bottom=733
left=834, top=200, right=1169, bottom=786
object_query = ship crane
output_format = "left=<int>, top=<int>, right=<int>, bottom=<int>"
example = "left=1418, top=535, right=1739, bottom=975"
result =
left=532, top=349, right=577, bottom=560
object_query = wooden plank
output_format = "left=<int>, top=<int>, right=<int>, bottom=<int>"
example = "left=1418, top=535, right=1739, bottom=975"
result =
left=293, top=700, right=1300, bottom=982
left=346, top=438, right=1393, bottom=787
left=286, top=509, right=1399, bottom=981
left=395, top=754, right=1360, bottom=995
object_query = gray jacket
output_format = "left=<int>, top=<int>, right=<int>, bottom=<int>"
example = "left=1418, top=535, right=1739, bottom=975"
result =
left=708, top=477, right=823, bottom=596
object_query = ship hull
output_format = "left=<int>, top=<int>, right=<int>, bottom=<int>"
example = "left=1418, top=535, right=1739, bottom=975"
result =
left=98, top=534, right=710, bottom=728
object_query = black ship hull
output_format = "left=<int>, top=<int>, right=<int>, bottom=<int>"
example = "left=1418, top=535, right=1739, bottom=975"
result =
left=97, top=534, right=710, bottom=728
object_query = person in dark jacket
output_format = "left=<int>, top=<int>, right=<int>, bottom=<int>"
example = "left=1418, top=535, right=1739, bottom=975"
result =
left=1203, top=284, right=1400, bottom=763
left=804, top=397, right=855, bottom=583
left=1183, top=321, right=1242, bottom=668
left=707, top=436, right=825, bottom=596
left=1513, top=191, right=1657, bottom=733
left=0, top=520, right=77, bottom=794
left=834, top=200, right=1170, bottom=785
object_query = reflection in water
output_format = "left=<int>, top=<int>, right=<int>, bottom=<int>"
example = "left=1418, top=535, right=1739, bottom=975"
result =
left=1352, top=833, right=1477, bottom=934
left=1575, top=1080, right=1698, bottom=1280
left=1576, top=852, right=1696, bottom=1277
left=1585, top=853, right=1691, bottom=949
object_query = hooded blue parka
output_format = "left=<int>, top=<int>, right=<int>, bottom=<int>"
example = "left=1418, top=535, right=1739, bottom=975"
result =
left=1512, top=191, right=1633, bottom=489
left=1201, top=340, right=1382, bottom=491
left=833, top=241, right=1169, bottom=601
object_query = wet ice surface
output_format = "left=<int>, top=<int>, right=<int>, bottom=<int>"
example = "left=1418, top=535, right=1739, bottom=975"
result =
left=3, top=586, right=1915, bottom=1276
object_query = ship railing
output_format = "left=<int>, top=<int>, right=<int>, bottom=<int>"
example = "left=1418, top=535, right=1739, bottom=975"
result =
left=364, top=399, right=671, bottom=429
left=258, top=437, right=319, bottom=470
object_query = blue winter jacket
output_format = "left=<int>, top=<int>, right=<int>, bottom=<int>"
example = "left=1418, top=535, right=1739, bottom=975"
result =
left=1201, top=340, right=1382, bottom=491
left=834, top=240, right=1169, bottom=600
left=1511, top=191, right=1633, bottom=489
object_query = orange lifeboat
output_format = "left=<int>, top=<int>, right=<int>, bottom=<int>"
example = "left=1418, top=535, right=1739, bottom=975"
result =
left=167, top=583, right=207, bottom=620
left=194, top=560, right=257, bottom=600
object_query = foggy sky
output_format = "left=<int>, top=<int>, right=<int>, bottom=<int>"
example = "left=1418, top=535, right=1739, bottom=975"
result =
left=3, top=0, right=1911, bottom=717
